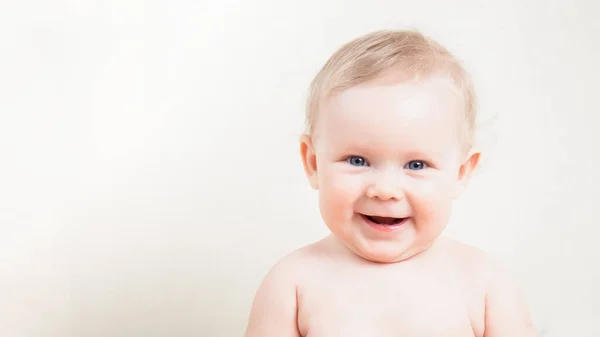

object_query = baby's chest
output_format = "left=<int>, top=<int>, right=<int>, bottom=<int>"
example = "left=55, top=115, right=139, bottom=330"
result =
left=297, top=278, right=479, bottom=337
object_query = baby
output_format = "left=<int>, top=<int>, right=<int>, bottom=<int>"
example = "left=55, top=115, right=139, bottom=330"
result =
left=244, top=30, right=537, bottom=337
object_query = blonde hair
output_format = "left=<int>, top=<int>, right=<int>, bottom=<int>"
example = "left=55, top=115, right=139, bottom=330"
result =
left=305, top=29, right=477, bottom=149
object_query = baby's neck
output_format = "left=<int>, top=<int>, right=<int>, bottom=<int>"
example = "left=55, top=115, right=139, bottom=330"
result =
left=318, top=234, right=447, bottom=267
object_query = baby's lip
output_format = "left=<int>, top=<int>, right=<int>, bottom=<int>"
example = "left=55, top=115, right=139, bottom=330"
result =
left=359, top=212, right=407, bottom=219
left=359, top=213, right=408, bottom=225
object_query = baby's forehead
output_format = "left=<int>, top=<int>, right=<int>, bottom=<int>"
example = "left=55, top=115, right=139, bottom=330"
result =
left=313, top=78, right=468, bottom=155
left=324, top=78, right=464, bottom=127
left=317, top=116, right=462, bottom=155
left=330, top=75, right=462, bottom=105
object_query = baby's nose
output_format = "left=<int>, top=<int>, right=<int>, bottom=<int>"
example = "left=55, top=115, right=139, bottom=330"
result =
left=365, top=172, right=404, bottom=201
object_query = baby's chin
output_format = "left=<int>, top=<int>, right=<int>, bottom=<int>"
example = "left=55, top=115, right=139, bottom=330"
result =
left=345, top=238, right=432, bottom=264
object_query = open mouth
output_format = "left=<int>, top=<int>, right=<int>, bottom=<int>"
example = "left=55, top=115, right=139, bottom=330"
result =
left=361, top=214, right=406, bottom=226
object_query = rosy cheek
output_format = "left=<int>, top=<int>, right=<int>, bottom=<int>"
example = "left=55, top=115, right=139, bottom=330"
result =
left=320, top=169, right=361, bottom=215
left=407, top=178, right=453, bottom=222
left=323, top=167, right=357, bottom=193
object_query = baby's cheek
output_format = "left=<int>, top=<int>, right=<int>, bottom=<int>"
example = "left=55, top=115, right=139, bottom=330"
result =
left=407, top=178, right=454, bottom=227
left=319, top=171, right=361, bottom=217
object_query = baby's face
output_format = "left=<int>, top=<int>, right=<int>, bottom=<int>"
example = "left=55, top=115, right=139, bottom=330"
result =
left=303, top=76, right=478, bottom=263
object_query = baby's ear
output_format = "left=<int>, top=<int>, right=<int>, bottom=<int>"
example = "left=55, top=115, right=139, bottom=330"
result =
left=454, top=150, right=480, bottom=198
left=299, top=134, right=319, bottom=189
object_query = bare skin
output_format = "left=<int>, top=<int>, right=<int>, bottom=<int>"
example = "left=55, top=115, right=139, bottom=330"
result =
left=245, top=235, right=537, bottom=337
left=245, top=76, right=537, bottom=337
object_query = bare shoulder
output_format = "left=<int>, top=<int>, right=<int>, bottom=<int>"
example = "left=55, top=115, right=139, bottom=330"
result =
left=433, top=237, right=492, bottom=276
left=436, top=237, right=538, bottom=337
left=269, top=240, right=330, bottom=279
left=248, top=243, right=319, bottom=305
left=267, top=245, right=315, bottom=277
left=254, top=238, right=331, bottom=289
left=435, top=237, right=527, bottom=298
left=480, top=257, right=538, bottom=336
left=437, top=237, right=525, bottom=290
left=244, top=243, right=323, bottom=337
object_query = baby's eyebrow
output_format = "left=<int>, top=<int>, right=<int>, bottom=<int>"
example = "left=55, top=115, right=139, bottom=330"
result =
left=332, top=143, right=372, bottom=154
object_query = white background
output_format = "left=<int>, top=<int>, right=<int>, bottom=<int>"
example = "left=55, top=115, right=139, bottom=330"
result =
left=1, top=1, right=599, bottom=336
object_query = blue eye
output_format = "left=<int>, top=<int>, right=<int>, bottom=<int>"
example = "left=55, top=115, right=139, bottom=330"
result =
left=405, top=160, right=428, bottom=170
left=346, top=156, right=368, bottom=167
